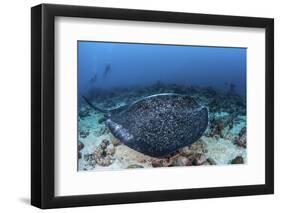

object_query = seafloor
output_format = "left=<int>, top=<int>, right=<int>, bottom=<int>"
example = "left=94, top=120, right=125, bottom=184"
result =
left=78, top=82, right=246, bottom=171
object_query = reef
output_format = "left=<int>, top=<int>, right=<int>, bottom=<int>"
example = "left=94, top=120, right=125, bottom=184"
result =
left=234, top=127, right=247, bottom=148
left=78, top=107, right=92, bottom=119
left=230, top=156, right=244, bottom=164
left=150, top=140, right=210, bottom=167
left=81, top=139, right=116, bottom=170
left=93, top=139, right=116, bottom=166
left=78, top=82, right=247, bottom=171
left=78, top=141, right=84, bottom=159
left=79, top=130, right=90, bottom=138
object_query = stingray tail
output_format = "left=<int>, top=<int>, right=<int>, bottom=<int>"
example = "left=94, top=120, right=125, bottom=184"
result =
left=82, top=95, right=109, bottom=113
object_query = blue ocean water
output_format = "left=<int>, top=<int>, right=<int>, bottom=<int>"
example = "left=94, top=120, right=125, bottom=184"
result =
left=78, top=41, right=246, bottom=97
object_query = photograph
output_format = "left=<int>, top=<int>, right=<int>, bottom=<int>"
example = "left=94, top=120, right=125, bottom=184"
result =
left=77, top=41, right=247, bottom=171
left=29, top=2, right=274, bottom=209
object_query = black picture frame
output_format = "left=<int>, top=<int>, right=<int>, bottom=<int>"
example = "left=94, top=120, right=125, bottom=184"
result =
left=31, top=3, right=274, bottom=209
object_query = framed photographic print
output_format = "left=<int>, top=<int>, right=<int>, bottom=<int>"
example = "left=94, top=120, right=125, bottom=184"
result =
left=31, top=3, right=274, bottom=209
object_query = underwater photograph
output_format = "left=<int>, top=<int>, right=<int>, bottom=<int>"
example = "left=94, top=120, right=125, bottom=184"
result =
left=77, top=41, right=247, bottom=171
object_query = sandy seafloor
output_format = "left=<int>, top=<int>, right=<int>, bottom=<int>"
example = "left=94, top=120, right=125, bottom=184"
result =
left=78, top=105, right=247, bottom=171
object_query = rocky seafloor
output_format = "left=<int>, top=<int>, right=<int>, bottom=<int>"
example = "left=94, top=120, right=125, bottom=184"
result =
left=78, top=82, right=247, bottom=171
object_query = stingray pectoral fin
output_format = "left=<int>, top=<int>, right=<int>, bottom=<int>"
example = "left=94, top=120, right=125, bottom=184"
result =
left=105, top=119, right=135, bottom=146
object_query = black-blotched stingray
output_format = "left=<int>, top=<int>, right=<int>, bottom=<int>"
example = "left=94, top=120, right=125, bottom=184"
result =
left=83, top=93, right=208, bottom=157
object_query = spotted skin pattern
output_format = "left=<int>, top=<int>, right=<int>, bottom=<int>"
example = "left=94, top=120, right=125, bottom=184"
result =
left=105, top=93, right=208, bottom=157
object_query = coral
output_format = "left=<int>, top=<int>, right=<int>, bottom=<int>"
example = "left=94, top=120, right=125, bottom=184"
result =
left=78, top=141, right=84, bottom=159
left=209, top=118, right=225, bottom=138
left=208, top=98, right=221, bottom=112
left=179, top=141, right=208, bottom=166
left=193, top=153, right=207, bottom=165
left=170, top=156, right=191, bottom=166
left=78, top=82, right=247, bottom=171
left=79, top=107, right=91, bottom=119
left=208, top=111, right=239, bottom=138
left=206, top=157, right=216, bottom=165
left=151, top=154, right=179, bottom=167
left=79, top=130, right=90, bottom=138
left=151, top=140, right=209, bottom=167
left=83, top=153, right=96, bottom=168
left=186, top=140, right=208, bottom=155
left=78, top=141, right=84, bottom=151
left=81, top=139, right=116, bottom=169
left=127, top=164, right=144, bottom=169
left=93, top=139, right=116, bottom=166
left=230, top=156, right=244, bottom=164
left=234, top=127, right=246, bottom=148
left=78, top=151, right=82, bottom=159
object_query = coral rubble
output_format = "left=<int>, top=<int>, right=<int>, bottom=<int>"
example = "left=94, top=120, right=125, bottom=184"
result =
left=78, top=82, right=247, bottom=171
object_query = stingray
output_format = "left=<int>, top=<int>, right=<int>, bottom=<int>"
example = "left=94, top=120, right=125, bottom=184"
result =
left=82, top=93, right=208, bottom=157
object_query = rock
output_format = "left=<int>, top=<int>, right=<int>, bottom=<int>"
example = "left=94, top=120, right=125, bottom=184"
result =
left=193, top=154, right=207, bottom=165
left=92, top=139, right=116, bottom=167
left=79, top=83, right=247, bottom=171
left=234, top=127, right=247, bottom=148
left=151, top=158, right=171, bottom=167
left=202, top=161, right=211, bottom=165
left=83, top=154, right=91, bottom=161
left=127, top=164, right=144, bottom=169
left=208, top=111, right=239, bottom=138
left=180, top=146, right=193, bottom=157
left=230, top=156, right=244, bottom=164
left=209, top=118, right=224, bottom=137
left=82, top=153, right=96, bottom=168
left=78, top=151, right=82, bottom=159
left=83, top=153, right=93, bottom=161
left=88, top=159, right=96, bottom=167
left=80, top=130, right=90, bottom=138
left=79, top=108, right=91, bottom=119
left=189, top=140, right=207, bottom=154
left=95, top=157, right=112, bottom=166
left=207, top=157, right=217, bottom=165
left=175, top=141, right=209, bottom=166
left=100, top=139, right=110, bottom=149
left=78, top=141, right=84, bottom=151
left=98, top=126, right=110, bottom=135
left=172, top=156, right=192, bottom=166
left=139, top=159, right=147, bottom=163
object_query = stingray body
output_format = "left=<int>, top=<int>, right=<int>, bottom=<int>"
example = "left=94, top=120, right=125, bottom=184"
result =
left=83, top=93, right=208, bottom=157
